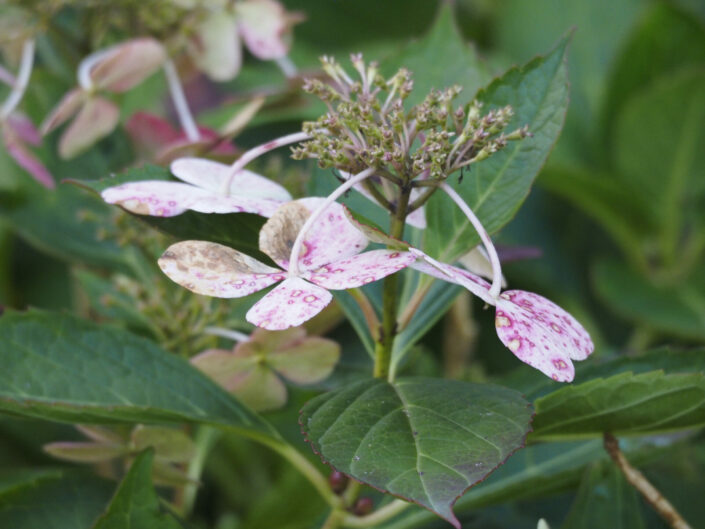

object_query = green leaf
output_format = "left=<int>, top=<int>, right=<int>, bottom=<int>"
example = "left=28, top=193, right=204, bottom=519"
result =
left=593, top=260, right=705, bottom=340
left=301, top=377, right=532, bottom=528
left=385, top=3, right=490, bottom=107
left=425, top=36, right=571, bottom=262
left=502, top=347, right=705, bottom=401
left=602, top=3, right=705, bottom=146
left=0, top=309, right=274, bottom=439
left=0, top=472, right=115, bottom=529
left=93, top=449, right=183, bottom=529
left=562, top=463, right=646, bottom=529
left=530, top=370, right=705, bottom=441
left=614, top=72, right=705, bottom=234
left=0, top=182, right=132, bottom=272
left=72, top=164, right=267, bottom=260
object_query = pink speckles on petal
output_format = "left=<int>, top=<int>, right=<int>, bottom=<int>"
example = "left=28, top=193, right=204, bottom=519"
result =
left=101, top=180, right=285, bottom=217
left=502, top=290, right=593, bottom=361
left=246, top=278, right=332, bottom=330
left=494, top=290, right=594, bottom=382
left=294, top=198, right=369, bottom=271
left=304, top=250, right=416, bottom=290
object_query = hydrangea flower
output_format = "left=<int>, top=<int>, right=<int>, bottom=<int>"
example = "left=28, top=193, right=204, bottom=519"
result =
left=40, top=38, right=166, bottom=159
left=158, top=198, right=416, bottom=330
left=179, top=0, right=302, bottom=81
left=408, top=181, right=593, bottom=382
left=191, top=327, right=340, bottom=411
left=101, top=157, right=292, bottom=217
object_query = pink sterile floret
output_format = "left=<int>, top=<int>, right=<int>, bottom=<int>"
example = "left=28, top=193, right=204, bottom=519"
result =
left=410, top=249, right=593, bottom=382
left=100, top=157, right=291, bottom=218
left=158, top=198, right=415, bottom=330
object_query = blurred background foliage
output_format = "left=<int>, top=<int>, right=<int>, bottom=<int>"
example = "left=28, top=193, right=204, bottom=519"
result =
left=0, top=0, right=704, bottom=528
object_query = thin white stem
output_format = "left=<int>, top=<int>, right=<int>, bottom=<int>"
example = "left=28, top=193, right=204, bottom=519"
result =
left=275, top=56, right=298, bottom=79
left=163, top=59, right=200, bottom=143
left=221, top=131, right=312, bottom=194
left=77, top=47, right=115, bottom=91
left=288, top=167, right=375, bottom=277
left=0, top=40, right=35, bottom=120
left=440, top=182, right=503, bottom=298
left=204, top=326, right=250, bottom=343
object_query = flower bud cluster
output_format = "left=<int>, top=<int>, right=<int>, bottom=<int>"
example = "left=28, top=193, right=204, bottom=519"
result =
left=292, top=54, right=530, bottom=184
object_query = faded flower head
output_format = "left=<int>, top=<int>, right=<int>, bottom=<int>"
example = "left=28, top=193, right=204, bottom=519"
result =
left=292, top=54, right=529, bottom=182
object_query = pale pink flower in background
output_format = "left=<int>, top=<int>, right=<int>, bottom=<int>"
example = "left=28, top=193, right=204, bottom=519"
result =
left=101, top=157, right=291, bottom=217
left=40, top=38, right=166, bottom=159
left=182, top=0, right=303, bottom=82
left=158, top=198, right=415, bottom=330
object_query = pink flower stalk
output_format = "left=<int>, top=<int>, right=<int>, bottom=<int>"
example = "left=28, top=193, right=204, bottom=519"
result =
left=0, top=39, right=54, bottom=188
left=101, top=157, right=291, bottom=217
left=125, top=112, right=234, bottom=164
left=411, top=183, right=593, bottom=382
left=159, top=192, right=415, bottom=330
left=40, top=38, right=166, bottom=159
left=183, top=0, right=302, bottom=82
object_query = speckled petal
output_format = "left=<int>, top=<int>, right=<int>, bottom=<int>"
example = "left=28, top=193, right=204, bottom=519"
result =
left=499, top=290, right=593, bottom=361
left=495, top=294, right=577, bottom=382
left=158, top=240, right=284, bottom=298
left=410, top=248, right=493, bottom=304
left=101, top=180, right=284, bottom=217
left=171, top=157, right=291, bottom=200
left=304, top=250, right=415, bottom=290
left=246, top=277, right=332, bottom=330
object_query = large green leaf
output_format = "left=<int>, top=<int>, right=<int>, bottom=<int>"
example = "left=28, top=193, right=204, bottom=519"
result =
left=93, top=449, right=183, bottom=529
left=425, top=36, right=570, bottom=262
left=562, top=463, right=646, bottom=529
left=0, top=310, right=274, bottom=439
left=502, top=347, right=705, bottom=401
left=530, top=370, right=705, bottom=441
left=593, top=260, right=705, bottom=340
left=73, top=164, right=267, bottom=260
left=385, top=3, right=490, bottom=107
left=601, top=3, right=705, bottom=147
left=614, top=72, right=705, bottom=232
left=0, top=472, right=115, bottom=529
left=301, top=378, right=532, bottom=528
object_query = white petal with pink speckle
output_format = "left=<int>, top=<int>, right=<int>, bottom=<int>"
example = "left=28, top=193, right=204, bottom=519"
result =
left=495, top=290, right=593, bottom=382
left=246, top=277, right=332, bottom=330
left=304, top=250, right=416, bottom=290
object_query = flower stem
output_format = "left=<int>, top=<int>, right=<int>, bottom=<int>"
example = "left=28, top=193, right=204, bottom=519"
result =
left=203, top=326, right=250, bottom=343
left=221, top=131, right=312, bottom=194
left=604, top=433, right=693, bottom=529
left=179, top=425, right=221, bottom=516
left=288, top=167, right=375, bottom=277
left=374, top=185, right=411, bottom=381
left=275, top=56, right=298, bottom=78
left=342, top=500, right=411, bottom=528
left=439, top=182, right=502, bottom=298
left=163, top=59, right=201, bottom=143
left=0, top=40, right=35, bottom=120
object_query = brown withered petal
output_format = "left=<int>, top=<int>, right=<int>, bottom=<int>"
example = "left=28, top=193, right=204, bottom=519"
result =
left=259, top=201, right=310, bottom=268
left=58, top=96, right=120, bottom=159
